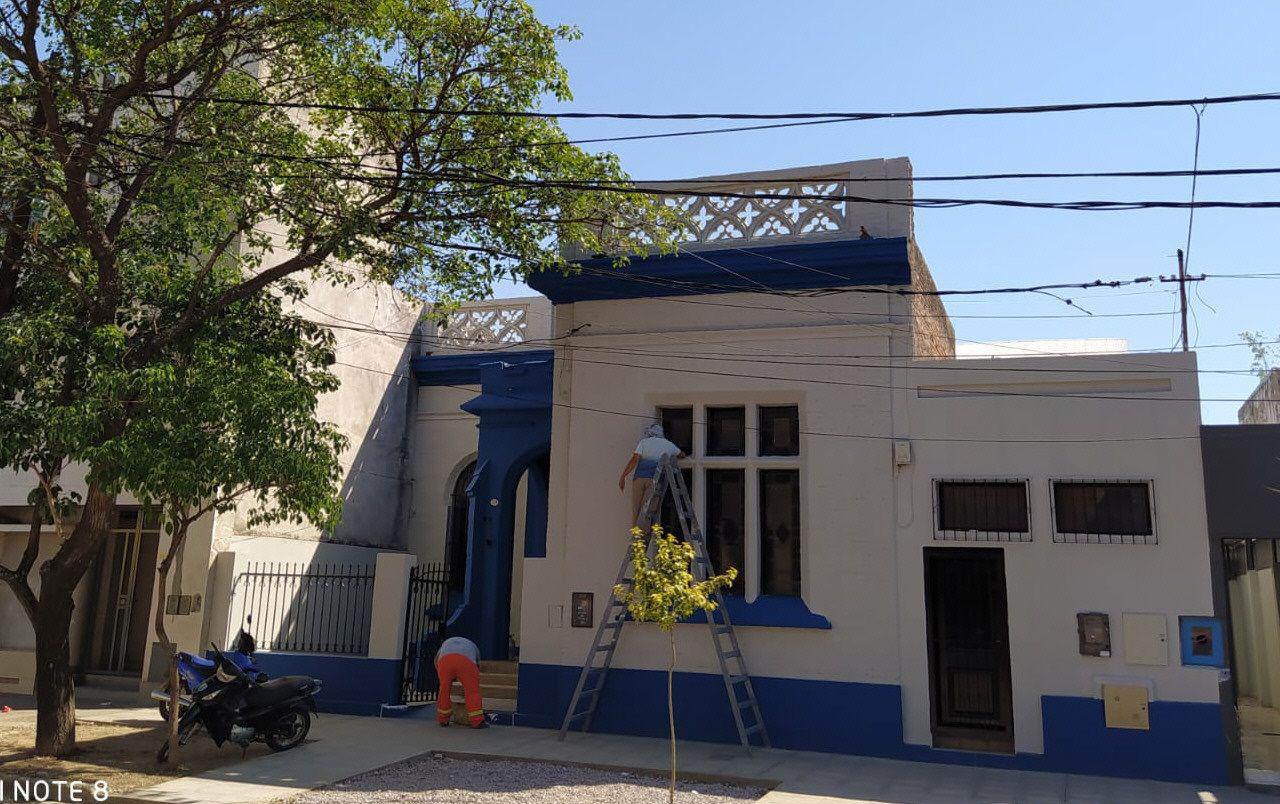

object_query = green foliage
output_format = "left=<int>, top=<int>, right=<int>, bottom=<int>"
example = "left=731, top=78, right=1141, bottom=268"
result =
left=0, top=0, right=683, bottom=543
left=614, top=525, right=738, bottom=632
left=1242, top=330, right=1279, bottom=378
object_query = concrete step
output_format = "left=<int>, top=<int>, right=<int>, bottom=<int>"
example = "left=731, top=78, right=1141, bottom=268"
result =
left=81, top=673, right=140, bottom=692
left=479, top=671, right=516, bottom=686
left=444, top=679, right=517, bottom=699
left=449, top=692, right=516, bottom=713
left=479, top=660, right=517, bottom=675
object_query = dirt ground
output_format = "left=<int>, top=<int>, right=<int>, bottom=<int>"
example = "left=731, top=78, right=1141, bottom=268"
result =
left=289, top=756, right=764, bottom=804
left=0, top=709, right=271, bottom=794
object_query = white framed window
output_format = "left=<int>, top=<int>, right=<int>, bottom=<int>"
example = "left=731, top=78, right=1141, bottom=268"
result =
left=1050, top=479, right=1157, bottom=545
left=655, top=402, right=802, bottom=600
left=933, top=479, right=1032, bottom=543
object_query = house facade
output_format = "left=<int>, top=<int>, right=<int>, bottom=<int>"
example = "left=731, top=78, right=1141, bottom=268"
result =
left=407, top=159, right=1235, bottom=783
left=4, top=156, right=1272, bottom=785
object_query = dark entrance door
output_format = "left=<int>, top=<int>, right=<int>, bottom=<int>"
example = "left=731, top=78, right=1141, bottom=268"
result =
left=84, top=509, right=160, bottom=674
left=924, top=547, right=1015, bottom=752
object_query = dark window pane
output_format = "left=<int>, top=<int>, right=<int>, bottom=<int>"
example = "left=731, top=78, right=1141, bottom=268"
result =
left=659, top=407, right=694, bottom=455
left=758, top=405, right=799, bottom=456
left=705, top=469, right=745, bottom=593
left=114, top=508, right=139, bottom=530
left=446, top=462, right=476, bottom=591
left=1253, top=538, right=1276, bottom=570
left=659, top=468, right=695, bottom=540
left=1053, top=481, right=1152, bottom=536
left=937, top=482, right=1029, bottom=533
left=706, top=407, right=745, bottom=456
left=760, top=469, right=801, bottom=596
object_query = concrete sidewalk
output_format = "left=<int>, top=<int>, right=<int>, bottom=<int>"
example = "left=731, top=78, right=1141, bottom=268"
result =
left=114, top=713, right=1279, bottom=804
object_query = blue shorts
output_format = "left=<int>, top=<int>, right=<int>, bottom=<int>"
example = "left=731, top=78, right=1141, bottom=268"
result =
left=634, top=458, right=658, bottom=479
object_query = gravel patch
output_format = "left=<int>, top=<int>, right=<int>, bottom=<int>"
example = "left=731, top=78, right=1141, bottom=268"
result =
left=288, top=755, right=765, bottom=804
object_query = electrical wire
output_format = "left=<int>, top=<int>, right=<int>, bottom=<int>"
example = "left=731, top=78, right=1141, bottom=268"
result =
left=331, top=360, right=1225, bottom=444
left=134, top=89, right=1280, bottom=122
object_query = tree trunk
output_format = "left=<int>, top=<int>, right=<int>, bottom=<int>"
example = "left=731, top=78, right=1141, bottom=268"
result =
left=667, top=632, right=677, bottom=804
left=33, top=484, right=116, bottom=757
left=153, top=517, right=189, bottom=765
left=33, top=588, right=77, bottom=756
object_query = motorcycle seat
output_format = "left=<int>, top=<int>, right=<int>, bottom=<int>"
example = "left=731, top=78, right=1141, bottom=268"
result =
left=186, top=654, right=216, bottom=670
left=245, top=675, right=315, bottom=709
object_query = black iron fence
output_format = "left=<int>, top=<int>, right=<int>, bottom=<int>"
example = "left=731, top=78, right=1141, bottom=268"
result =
left=236, top=562, right=375, bottom=655
left=400, top=562, right=450, bottom=703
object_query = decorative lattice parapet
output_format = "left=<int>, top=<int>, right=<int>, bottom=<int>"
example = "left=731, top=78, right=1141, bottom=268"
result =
left=434, top=296, right=553, bottom=351
left=567, top=157, right=914, bottom=259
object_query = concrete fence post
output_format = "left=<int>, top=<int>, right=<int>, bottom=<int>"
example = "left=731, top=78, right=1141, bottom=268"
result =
left=200, top=551, right=238, bottom=651
left=367, top=552, right=418, bottom=660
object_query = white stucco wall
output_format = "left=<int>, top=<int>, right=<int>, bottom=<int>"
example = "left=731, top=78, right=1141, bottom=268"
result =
left=525, top=290, right=912, bottom=687
left=895, top=351, right=1217, bottom=754
left=405, top=384, right=480, bottom=563
left=519, top=286, right=1217, bottom=758
left=215, top=257, right=423, bottom=549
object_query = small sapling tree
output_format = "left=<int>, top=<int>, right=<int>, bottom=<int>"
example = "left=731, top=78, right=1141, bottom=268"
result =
left=613, top=525, right=736, bottom=804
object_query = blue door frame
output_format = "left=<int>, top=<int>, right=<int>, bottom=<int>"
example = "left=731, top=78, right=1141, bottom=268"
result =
left=412, top=350, right=553, bottom=659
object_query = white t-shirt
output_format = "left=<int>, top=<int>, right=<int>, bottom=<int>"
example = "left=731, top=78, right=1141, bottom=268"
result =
left=633, top=436, right=681, bottom=478
left=436, top=636, right=480, bottom=664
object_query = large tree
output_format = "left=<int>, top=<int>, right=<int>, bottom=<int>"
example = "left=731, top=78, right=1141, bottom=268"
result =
left=0, top=0, right=671, bottom=755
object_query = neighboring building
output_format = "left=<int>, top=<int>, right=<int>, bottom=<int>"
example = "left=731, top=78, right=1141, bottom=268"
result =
left=5, top=155, right=1274, bottom=786
left=0, top=272, right=419, bottom=697
left=1239, top=368, right=1280, bottom=424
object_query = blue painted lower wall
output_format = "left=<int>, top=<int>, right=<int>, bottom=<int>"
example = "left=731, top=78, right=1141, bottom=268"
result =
left=253, top=653, right=401, bottom=716
left=517, top=663, right=1229, bottom=785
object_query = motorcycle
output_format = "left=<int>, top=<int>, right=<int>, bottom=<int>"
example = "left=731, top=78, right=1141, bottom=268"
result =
left=151, top=617, right=266, bottom=721
left=156, top=641, right=322, bottom=762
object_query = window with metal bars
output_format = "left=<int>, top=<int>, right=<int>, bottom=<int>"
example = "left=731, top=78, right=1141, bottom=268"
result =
left=1051, top=480, right=1156, bottom=545
left=934, top=480, right=1031, bottom=542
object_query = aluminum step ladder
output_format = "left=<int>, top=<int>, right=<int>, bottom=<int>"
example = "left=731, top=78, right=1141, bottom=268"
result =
left=557, top=455, right=770, bottom=751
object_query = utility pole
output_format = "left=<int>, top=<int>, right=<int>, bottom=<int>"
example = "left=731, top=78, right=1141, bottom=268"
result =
left=1176, top=248, right=1189, bottom=353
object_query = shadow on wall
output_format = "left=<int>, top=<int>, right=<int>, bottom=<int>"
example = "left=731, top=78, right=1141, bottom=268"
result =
left=331, top=331, right=420, bottom=548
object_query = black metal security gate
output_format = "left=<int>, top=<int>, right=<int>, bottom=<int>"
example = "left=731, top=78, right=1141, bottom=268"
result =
left=923, top=547, right=1015, bottom=753
left=400, top=562, right=450, bottom=703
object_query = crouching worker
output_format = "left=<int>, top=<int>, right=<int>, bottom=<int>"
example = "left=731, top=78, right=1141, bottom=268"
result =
left=435, top=635, right=486, bottom=728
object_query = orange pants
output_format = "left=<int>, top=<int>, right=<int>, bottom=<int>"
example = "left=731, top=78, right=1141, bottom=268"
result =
left=436, top=652, right=484, bottom=727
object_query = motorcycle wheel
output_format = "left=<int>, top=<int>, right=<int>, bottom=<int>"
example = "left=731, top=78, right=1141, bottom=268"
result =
left=157, top=680, right=189, bottom=722
left=155, top=720, right=197, bottom=763
left=265, top=708, right=310, bottom=752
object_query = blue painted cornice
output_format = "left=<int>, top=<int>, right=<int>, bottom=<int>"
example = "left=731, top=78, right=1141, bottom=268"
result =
left=411, top=349, right=554, bottom=387
left=528, top=236, right=911, bottom=304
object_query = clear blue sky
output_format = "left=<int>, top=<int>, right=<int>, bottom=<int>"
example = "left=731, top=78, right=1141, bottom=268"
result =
left=497, top=2, right=1280, bottom=424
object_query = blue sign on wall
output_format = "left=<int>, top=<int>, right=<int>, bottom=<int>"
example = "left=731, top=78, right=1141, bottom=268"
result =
left=1179, top=616, right=1225, bottom=667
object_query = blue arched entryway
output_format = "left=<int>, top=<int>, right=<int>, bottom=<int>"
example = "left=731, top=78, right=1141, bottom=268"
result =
left=412, top=350, right=553, bottom=659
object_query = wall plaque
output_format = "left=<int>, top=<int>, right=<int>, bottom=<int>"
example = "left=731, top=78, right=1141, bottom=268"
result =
left=571, top=592, right=593, bottom=628
left=1077, top=612, right=1111, bottom=657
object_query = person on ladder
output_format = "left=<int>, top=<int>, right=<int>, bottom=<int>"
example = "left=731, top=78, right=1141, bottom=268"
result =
left=618, top=423, right=685, bottom=522
left=435, top=635, right=487, bottom=728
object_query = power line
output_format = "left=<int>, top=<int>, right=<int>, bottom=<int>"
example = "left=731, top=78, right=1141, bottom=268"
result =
left=73, top=128, right=1280, bottom=183
left=66, top=129, right=1280, bottom=213
left=565, top=257, right=1205, bottom=301
left=330, top=361, right=1218, bottom=444
left=135, top=89, right=1280, bottom=122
